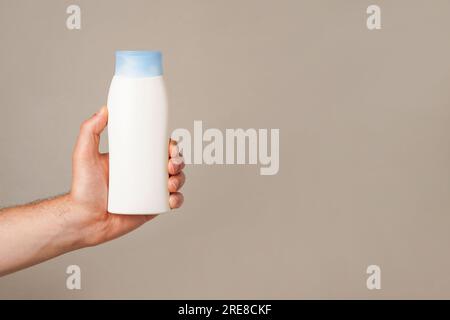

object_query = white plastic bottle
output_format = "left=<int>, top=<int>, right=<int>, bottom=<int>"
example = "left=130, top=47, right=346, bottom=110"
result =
left=107, top=51, right=169, bottom=214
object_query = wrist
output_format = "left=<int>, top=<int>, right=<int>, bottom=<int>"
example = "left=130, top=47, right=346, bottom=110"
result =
left=65, top=192, right=110, bottom=248
left=50, top=194, right=88, bottom=253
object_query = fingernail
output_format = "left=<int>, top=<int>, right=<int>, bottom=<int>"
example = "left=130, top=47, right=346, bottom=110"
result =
left=99, top=106, right=107, bottom=115
left=171, top=156, right=184, bottom=165
left=170, top=145, right=179, bottom=158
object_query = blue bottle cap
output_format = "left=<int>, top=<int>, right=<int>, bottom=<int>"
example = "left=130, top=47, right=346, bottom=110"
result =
left=115, top=51, right=163, bottom=77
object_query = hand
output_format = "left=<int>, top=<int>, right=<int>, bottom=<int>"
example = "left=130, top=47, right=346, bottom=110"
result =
left=68, top=106, right=185, bottom=247
left=0, top=106, right=184, bottom=276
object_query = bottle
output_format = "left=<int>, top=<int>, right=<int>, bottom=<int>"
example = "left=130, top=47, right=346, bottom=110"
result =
left=107, top=51, right=169, bottom=214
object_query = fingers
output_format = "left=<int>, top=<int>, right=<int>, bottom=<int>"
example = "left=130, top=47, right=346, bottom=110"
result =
left=168, top=140, right=185, bottom=209
left=168, top=171, right=185, bottom=192
left=169, top=192, right=184, bottom=209
left=73, top=106, right=108, bottom=159
left=169, top=139, right=180, bottom=158
left=169, top=139, right=185, bottom=174
left=168, top=156, right=185, bottom=175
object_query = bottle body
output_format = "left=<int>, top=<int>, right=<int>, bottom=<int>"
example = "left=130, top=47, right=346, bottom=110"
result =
left=107, top=75, right=169, bottom=214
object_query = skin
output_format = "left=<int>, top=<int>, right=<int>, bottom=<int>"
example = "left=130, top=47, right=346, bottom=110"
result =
left=0, top=106, right=185, bottom=277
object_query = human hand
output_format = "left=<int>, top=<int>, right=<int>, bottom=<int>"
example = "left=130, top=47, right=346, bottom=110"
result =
left=67, top=106, right=185, bottom=248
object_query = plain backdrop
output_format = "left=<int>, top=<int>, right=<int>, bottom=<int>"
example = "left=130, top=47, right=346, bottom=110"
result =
left=1, top=0, right=450, bottom=298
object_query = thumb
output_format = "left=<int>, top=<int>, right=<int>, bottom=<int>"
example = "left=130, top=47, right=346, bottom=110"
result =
left=74, top=106, right=108, bottom=159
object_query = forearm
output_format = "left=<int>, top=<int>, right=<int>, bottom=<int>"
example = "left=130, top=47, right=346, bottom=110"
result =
left=0, top=194, right=82, bottom=276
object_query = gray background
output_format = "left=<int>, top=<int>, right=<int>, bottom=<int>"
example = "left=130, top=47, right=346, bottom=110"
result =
left=1, top=0, right=450, bottom=298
